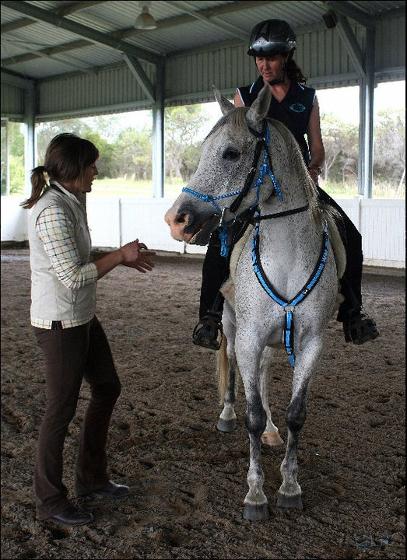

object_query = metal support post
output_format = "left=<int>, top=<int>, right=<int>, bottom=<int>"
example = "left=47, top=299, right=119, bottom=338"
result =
left=152, top=60, right=165, bottom=198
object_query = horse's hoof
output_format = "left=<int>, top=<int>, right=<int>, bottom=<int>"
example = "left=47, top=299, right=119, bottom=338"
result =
left=261, top=431, right=284, bottom=446
left=217, top=418, right=237, bottom=432
left=276, top=492, right=303, bottom=510
left=243, top=502, right=270, bottom=521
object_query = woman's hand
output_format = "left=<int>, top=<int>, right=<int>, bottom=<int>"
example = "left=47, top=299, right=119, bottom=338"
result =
left=120, top=239, right=155, bottom=273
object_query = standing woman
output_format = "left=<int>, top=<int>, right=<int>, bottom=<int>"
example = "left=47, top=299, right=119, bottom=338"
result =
left=22, top=133, right=155, bottom=526
left=193, top=19, right=379, bottom=349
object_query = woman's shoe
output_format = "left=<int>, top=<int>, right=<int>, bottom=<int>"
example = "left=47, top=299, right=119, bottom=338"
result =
left=50, top=505, right=93, bottom=526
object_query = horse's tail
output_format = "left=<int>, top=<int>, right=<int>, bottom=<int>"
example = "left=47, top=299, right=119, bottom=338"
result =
left=217, top=334, right=229, bottom=405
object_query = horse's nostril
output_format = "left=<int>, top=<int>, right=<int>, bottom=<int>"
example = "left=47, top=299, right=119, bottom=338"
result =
left=176, top=213, right=187, bottom=224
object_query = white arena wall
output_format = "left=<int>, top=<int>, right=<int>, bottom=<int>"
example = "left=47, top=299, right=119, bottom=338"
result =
left=1, top=196, right=405, bottom=268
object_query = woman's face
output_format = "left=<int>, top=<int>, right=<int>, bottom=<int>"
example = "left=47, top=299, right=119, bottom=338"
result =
left=255, top=54, right=287, bottom=84
left=75, top=161, right=98, bottom=193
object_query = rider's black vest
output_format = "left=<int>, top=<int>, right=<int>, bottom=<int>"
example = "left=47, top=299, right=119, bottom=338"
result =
left=237, top=76, right=316, bottom=166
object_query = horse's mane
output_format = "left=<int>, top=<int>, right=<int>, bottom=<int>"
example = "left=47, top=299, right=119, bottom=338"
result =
left=206, top=108, right=339, bottom=227
left=267, top=118, right=322, bottom=223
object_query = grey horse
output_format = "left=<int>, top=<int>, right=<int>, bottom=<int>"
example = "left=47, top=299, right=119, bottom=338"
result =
left=165, top=85, right=345, bottom=521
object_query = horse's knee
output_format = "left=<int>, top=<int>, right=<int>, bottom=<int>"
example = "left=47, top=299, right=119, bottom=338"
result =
left=286, top=396, right=307, bottom=434
left=245, top=396, right=267, bottom=436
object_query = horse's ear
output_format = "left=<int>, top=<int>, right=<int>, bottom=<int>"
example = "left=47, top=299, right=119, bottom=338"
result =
left=246, top=85, right=272, bottom=132
left=213, top=85, right=234, bottom=116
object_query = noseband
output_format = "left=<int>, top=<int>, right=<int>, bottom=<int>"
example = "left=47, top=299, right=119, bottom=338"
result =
left=182, top=121, right=283, bottom=256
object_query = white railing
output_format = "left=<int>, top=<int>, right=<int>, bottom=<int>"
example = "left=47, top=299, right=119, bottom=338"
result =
left=1, top=195, right=405, bottom=268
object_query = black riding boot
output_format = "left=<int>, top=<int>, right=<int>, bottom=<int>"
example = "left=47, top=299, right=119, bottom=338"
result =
left=193, top=216, right=255, bottom=350
left=192, top=231, right=228, bottom=350
left=317, top=187, right=379, bottom=344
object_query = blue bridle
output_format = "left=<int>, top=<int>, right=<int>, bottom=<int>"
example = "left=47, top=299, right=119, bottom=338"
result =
left=181, top=120, right=330, bottom=368
left=182, top=124, right=282, bottom=256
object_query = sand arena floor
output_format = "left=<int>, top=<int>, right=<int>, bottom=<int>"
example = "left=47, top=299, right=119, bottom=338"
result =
left=1, top=249, right=405, bottom=559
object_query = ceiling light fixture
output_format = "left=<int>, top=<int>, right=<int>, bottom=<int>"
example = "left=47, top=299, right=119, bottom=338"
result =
left=135, top=1, right=157, bottom=30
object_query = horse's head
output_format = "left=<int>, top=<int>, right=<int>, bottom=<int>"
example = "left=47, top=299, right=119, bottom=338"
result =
left=165, top=85, right=274, bottom=245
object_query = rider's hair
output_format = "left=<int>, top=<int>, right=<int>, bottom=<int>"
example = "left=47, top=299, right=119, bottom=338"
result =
left=286, top=58, right=307, bottom=84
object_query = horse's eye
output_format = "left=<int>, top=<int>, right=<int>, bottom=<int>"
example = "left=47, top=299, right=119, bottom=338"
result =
left=223, top=148, right=240, bottom=161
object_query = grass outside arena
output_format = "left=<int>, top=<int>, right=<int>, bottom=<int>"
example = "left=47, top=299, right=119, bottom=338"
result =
left=88, top=178, right=404, bottom=199
left=3, top=178, right=402, bottom=200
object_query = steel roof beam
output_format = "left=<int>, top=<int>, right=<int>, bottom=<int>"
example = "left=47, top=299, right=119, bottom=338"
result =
left=56, top=1, right=104, bottom=17
left=170, top=0, right=249, bottom=40
left=1, top=39, right=91, bottom=67
left=322, top=1, right=375, bottom=28
left=335, top=14, right=366, bottom=78
left=1, top=68, right=34, bottom=89
left=1, top=17, right=34, bottom=33
left=1, top=1, right=102, bottom=33
left=33, top=49, right=97, bottom=75
left=123, top=54, right=155, bottom=102
left=0, top=1, right=162, bottom=65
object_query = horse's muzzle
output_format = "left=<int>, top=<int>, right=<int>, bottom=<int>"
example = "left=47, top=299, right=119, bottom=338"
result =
left=165, top=204, right=220, bottom=244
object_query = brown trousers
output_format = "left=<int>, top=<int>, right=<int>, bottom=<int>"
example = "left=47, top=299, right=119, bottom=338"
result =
left=33, top=316, right=121, bottom=520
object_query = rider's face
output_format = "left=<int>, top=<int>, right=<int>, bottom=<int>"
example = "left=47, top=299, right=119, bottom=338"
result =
left=255, top=54, right=287, bottom=83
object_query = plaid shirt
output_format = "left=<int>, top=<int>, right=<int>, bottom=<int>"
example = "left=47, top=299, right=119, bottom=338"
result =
left=32, top=183, right=98, bottom=329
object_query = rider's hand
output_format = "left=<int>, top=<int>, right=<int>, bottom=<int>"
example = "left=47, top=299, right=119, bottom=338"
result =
left=308, top=165, right=321, bottom=185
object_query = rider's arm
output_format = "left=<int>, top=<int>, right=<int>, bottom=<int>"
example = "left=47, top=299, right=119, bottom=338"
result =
left=307, top=96, right=325, bottom=183
left=234, top=90, right=245, bottom=107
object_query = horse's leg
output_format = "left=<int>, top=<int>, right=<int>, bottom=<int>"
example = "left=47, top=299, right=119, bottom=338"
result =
left=236, top=337, right=269, bottom=521
left=217, top=302, right=238, bottom=432
left=277, top=338, right=323, bottom=510
left=260, top=347, right=284, bottom=447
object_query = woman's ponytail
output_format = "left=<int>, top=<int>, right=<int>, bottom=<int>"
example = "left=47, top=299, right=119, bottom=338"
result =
left=21, top=134, right=99, bottom=209
left=21, top=166, right=48, bottom=209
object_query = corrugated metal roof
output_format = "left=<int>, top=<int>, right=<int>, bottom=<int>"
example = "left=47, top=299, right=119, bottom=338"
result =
left=1, top=0, right=405, bottom=119
left=350, top=0, right=404, bottom=14
left=2, top=0, right=404, bottom=80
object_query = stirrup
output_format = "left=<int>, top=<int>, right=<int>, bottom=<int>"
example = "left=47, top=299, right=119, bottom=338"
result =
left=192, top=314, right=223, bottom=350
left=343, top=311, right=380, bottom=345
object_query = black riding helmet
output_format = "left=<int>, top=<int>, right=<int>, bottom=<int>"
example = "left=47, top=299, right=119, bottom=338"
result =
left=247, top=19, right=296, bottom=57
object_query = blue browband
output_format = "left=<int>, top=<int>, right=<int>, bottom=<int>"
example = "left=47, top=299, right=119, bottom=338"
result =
left=182, top=125, right=282, bottom=257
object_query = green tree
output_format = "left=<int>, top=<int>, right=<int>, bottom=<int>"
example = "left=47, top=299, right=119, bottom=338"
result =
left=374, top=109, right=405, bottom=193
left=4, top=122, right=25, bottom=195
left=320, top=114, right=358, bottom=184
left=165, top=105, right=206, bottom=180
left=10, top=155, right=25, bottom=193
left=36, top=119, right=91, bottom=164
left=113, top=127, right=152, bottom=180
left=82, top=131, right=115, bottom=179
